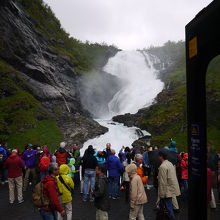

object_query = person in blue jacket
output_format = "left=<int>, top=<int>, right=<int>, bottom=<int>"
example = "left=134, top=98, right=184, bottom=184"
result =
left=0, top=143, right=8, bottom=184
left=106, top=149, right=123, bottom=199
left=169, top=138, right=177, bottom=153
left=94, top=151, right=106, bottom=165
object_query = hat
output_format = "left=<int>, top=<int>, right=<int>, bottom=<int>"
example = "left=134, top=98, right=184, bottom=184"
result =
left=28, top=143, right=33, bottom=148
left=69, top=158, right=75, bottom=166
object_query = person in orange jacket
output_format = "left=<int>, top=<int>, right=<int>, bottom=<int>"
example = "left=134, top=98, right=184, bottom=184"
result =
left=134, top=154, right=148, bottom=185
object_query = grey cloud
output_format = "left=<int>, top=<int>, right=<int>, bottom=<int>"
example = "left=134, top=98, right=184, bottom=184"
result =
left=44, top=0, right=212, bottom=50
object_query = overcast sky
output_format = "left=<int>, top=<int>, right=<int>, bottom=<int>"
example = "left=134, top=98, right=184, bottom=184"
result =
left=44, top=0, right=212, bottom=50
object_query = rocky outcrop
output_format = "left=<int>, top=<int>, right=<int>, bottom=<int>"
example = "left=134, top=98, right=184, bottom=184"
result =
left=0, top=0, right=111, bottom=145
left=112, top=108, right=148, bottom=128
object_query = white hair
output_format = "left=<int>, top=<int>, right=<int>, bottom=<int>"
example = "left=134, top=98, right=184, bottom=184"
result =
left=111, top=149, right=116, bottom=155
left=60, top=142, right=66, bottom=148
left=12, top=149, right=18, bottom=154
left=134, top=154, right=143, bottom=162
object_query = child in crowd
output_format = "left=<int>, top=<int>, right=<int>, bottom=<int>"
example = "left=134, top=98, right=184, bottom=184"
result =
left=57, top=164, right=74, bottom=220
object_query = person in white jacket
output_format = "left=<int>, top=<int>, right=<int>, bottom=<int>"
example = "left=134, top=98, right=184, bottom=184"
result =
left=158, top=149, right=180, bottom=220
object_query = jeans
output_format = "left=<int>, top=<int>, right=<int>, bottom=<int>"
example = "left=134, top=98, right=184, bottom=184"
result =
left=83, top=169, right=96, bottom=200
left=40, top=210, right=57, bottom=220
left=183, top=179, right=188, bottom=198
left=160, top=198, right=175, bottom=220
left=109, top=176, right=119, bottom=198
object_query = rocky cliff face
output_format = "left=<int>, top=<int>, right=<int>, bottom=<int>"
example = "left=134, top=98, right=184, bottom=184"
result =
left=0, top=0, right=119, bottom=146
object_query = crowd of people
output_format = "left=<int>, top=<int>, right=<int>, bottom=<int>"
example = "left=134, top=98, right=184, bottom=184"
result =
left=0, top=138, right=220, bottom=220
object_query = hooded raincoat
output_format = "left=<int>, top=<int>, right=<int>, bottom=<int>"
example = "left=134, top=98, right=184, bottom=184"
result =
left=126, top=164, right=147, bottom=209
left=181, top=153, right=188, bottom=180
left=57, top=164, right=74, bottom=204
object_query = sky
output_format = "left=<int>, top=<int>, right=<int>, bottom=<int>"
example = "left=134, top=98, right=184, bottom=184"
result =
left=44, top=0, right=213, bottom=50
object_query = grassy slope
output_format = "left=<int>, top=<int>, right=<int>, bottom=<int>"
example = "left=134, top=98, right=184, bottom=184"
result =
left=0, top=0, right=117, bottom=150
left=139, top=42, right=220, bottom=152
left=0, top=59, right=63, bottom=151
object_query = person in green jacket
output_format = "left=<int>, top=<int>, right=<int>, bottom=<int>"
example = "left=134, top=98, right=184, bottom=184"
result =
left=72, top=144, right=80, bottom=185
left=57, top=164, right=74, bottom=220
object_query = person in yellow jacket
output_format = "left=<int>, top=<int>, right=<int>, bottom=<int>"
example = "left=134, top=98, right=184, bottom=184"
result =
left=57, top=164, right=74, bottom=220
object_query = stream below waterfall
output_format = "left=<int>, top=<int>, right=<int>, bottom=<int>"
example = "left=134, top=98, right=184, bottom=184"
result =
left=81, top=50, right=164, bottom=154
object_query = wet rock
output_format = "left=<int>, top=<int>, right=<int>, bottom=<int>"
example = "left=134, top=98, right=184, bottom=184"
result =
left=132, top=135, right=151, bottom=148
left=0, top=0, right=109, bottom=145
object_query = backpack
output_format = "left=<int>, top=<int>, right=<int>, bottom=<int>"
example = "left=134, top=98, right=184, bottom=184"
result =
left=32, top=182, right=50, bottom=208
left=40, top=156, right=50, bottom=172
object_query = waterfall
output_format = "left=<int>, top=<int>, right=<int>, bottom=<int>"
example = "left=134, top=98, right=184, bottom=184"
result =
left=81, top=50, right=164, bottom=154
left=103, top=51, right=164, bottom=117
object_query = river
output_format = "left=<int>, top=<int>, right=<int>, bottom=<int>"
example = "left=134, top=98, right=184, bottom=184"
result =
left=81, top=50, right=164, bottom=155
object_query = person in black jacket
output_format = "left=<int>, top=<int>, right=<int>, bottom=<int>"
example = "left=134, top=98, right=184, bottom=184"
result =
left=82, top=145, right=98, bottom=202
left=94, top=165, right=110, bottom=220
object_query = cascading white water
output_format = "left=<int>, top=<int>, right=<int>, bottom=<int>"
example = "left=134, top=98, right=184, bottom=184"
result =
left=81, top=50, right=164, bottom=155
left=104, top=51, right=164, bottom=116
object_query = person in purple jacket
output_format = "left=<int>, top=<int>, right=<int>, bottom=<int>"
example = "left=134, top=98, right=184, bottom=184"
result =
left=22, top=144, right=37, bottom=191
left=107, top=149, right=123, bottom=199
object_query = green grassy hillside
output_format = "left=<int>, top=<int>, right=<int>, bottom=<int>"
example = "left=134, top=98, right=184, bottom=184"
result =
left=0, top=59, right=63, bottom=151
left=139, top=42, right=220, bottom=152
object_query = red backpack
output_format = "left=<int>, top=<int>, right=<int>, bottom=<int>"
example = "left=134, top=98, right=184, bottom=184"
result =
left=40, top=156, right=50, bottom=172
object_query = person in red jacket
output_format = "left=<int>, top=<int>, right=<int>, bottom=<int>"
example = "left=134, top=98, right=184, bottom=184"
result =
left=40, top=163, right=65, bottom=220
left=207, top=167, right=214, bottom=204
left=180, top=153, right=188, bottom=198
left=40, top=147, right=51, bottom=180
left=4, top=149, right=24, bottom=204
left=54, top=142, right=70, bottom=167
